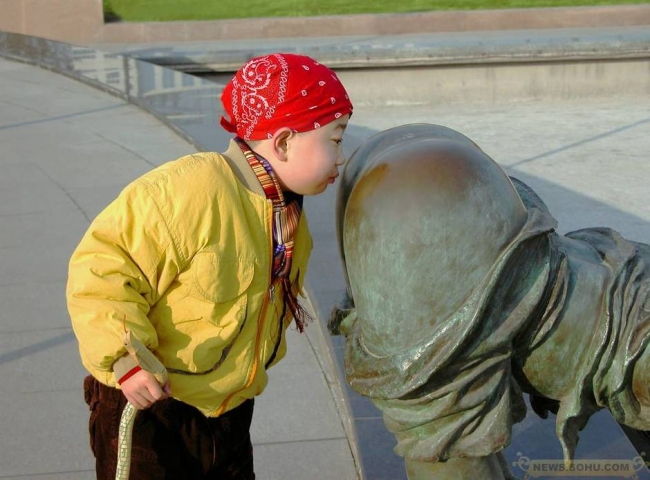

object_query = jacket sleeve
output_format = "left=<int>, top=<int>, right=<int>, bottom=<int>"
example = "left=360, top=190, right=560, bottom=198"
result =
left=66, top=179, right=184, bottom=386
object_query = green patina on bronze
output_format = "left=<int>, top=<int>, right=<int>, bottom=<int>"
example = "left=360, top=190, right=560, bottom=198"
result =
left=330, top=124, right=650, bottom=479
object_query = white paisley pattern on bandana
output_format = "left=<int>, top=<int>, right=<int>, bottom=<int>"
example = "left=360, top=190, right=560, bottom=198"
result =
left=232, top=55, right=289, bottom=139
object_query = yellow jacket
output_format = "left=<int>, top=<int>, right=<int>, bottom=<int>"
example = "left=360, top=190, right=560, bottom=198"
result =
left=66, top=141, right=312, bottom=416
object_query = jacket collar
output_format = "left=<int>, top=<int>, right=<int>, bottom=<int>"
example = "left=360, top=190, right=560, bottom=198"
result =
left=221, top=139, right=265, bottom=197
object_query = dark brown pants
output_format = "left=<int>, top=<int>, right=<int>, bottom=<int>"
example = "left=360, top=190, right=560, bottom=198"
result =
left=83, top=376, right=255, bottom=479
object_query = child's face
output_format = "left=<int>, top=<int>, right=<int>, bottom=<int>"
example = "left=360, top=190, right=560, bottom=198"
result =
left=279, top=114, right=350, bottom=195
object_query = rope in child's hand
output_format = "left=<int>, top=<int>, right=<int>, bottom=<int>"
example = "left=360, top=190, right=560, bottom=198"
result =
left=115, top=331, right=168, bottom=480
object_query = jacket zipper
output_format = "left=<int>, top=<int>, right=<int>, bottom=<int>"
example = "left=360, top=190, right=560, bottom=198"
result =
left=213, top=200, right=274, bottom=417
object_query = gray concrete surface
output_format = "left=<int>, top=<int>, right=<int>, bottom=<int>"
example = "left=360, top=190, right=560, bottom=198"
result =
left=95, top=25, right=650, bottom=109
left=95, top=26, right=650, bottom=72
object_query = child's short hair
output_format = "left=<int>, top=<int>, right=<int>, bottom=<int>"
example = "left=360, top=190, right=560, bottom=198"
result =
left=220, top=53, right=353, bottom=140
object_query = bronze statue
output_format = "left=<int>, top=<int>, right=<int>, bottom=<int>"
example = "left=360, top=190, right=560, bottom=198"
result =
left=329, top=124, right=650, bottom=479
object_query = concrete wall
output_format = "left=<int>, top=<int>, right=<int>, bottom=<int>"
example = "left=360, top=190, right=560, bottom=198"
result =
left=0, top=2, right=649, bottom=46
left=335, top=59, right=650, bottom=107
left=0, top=0, right=103, bottom=44
left=99, top=5, right=650, bottom=44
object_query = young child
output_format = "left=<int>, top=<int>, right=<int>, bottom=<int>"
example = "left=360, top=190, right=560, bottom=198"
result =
left=66, top=53, right=353, bottom=479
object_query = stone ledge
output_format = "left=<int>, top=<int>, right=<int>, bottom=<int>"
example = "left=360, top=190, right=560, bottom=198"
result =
left=95, top=4, right=650, bottom=43
left=0, top=3, right=649, bottom=45
left=97, top=6, right=650, bottom=44
left=96, top=26, right=650, bottom=73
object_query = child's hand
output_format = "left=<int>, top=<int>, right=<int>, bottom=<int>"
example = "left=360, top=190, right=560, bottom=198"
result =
left=120, top=369, right=170, bottom=409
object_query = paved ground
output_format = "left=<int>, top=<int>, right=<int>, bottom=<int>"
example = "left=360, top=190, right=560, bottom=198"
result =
left=1, top=26, right=650, bottom=480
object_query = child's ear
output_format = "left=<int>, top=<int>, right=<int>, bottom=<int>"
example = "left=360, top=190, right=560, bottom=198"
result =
left=272, top=128, right=294, bottom=161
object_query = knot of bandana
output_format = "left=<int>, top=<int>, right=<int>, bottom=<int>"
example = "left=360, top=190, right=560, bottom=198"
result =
left=220, top=53, right=353, bottom=141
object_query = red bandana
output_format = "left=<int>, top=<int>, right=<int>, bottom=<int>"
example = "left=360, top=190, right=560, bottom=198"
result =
left=220, top=53, right=353, bottom=140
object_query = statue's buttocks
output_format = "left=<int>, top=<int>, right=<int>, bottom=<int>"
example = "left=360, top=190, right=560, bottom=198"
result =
left=331, top=124, right=650, bottom=478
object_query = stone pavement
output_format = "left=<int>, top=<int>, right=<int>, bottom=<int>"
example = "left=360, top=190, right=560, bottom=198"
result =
left=1, top=22, right=650, bottom=480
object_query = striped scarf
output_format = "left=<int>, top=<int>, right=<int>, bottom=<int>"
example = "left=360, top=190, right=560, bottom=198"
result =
left=235, top=137, right=311, bottom=332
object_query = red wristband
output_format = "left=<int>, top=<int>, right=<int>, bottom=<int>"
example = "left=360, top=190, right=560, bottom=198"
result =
left=117, top=365, right=142, bottom=385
